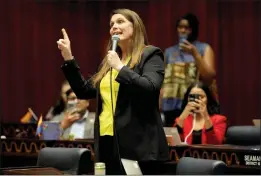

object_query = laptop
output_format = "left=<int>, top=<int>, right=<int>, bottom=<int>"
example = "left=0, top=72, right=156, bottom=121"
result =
left=40, top=121, right=61, bottom=140
left=121, top=158, right=142, bottom=175
left=163, top=127, right=186, bottom=146
left=253, top=119, right=260, bottom=127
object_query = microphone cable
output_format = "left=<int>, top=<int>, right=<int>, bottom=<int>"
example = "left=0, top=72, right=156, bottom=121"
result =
left=110, top=67, right=124, bottom=173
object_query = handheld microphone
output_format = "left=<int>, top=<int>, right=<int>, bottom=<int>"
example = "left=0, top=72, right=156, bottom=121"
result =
left=110, top=34, right=123, bottom=172
left=111, top=34, right=120, bottom=51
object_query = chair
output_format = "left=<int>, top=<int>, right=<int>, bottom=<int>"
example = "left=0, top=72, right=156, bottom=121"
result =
left=37, top=147, right=92, bottom=174
left=176, top=157, right=227, bottom=175
left=225, top=126, right=260, bottom=145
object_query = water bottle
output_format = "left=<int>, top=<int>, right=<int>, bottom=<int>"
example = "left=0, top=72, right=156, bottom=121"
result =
left=95, top=162, right=106, bottom=175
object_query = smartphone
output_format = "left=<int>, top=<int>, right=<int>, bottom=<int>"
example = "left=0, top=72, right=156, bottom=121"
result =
left=179, top=34, right=188, bottom=44
left=188, top=94, right=200, bottom=102
left=66, top=100, right=78, bottom=114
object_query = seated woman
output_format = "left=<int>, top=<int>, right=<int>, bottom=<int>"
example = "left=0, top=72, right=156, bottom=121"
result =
left=173, top=82, right=227, bottom=145
left=45, top=80, right=71, bottom=120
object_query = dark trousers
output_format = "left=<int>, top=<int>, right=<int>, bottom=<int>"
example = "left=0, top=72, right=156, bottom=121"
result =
left=99, top=136, right=165, bottom=175
left=139, top=161, right=165, bottom=175
left=99, top=135, right=125, bottom=175
left=163, top=109, right=181, bottom=127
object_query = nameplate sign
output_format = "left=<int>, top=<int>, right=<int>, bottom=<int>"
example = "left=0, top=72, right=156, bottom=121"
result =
left=244, top=155, right=260, bottom=166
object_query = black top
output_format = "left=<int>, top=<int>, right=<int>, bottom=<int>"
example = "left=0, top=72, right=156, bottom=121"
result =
left=192, top=130, right=202, bottom=144
left=177, top=125, right=214, bottom=144
left=61, top=46, right=169, bottom=162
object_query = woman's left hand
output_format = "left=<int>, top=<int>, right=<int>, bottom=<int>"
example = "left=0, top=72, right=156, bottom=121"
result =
left=179, top=40, right=196, bottom=55
left=107, top=51, right=124, bottom=71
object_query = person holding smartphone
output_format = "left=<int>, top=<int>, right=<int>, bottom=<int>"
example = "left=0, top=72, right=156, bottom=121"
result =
left=173, top=82, right=227, bottom=145
left=160, top=13, right=218, bottom=127
left=51, top=89, right=95, bottom=140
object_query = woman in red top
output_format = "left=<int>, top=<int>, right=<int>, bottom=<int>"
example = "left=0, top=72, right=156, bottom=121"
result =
left=173, top=82, right=227, bottom=145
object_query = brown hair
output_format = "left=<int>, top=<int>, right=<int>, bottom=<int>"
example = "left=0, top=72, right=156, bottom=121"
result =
left=91, top=9, right=149, bottom=87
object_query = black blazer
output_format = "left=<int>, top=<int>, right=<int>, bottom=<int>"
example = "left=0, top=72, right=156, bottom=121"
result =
left=61, top=45, right=169, bottom=162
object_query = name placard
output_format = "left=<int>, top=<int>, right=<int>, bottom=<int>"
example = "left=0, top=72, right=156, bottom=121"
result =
left=244, top=155, right=260, bottom=166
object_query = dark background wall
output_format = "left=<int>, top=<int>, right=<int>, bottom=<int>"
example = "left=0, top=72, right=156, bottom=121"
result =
left=0, top=0, right=260, bottom=125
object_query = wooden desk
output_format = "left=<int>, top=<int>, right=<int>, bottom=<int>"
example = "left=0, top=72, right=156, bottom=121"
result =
left=1, top=138, right=260, bottom=174
left=0, top=138, right=94, bottom=168
left=170, top=144, right=260, bottom=168
left=1, top=123, right=37, bottom=138
left=1, top=167, right=63, bottom=175
left=0, top=138, right=94, bottom=155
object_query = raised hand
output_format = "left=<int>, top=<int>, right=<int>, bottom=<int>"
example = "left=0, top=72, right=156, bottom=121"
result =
left=193, top=98, right=208, bottom=117
left=60, top=112, right=80, bottom=130
left=184, top=101, right=199, bottom=116
left=57, top=28, right=73, bottom=61
left=179, top=40, right=196, bottom=55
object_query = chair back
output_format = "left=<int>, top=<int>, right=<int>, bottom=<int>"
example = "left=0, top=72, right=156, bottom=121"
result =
left=37, top=147, right=92, bottom=174
left=176, top=157, right=227, bottom=175
left=225, top=126, right=260, bottom=145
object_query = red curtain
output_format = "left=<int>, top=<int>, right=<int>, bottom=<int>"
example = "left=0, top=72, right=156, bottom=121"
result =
left=217, top=1, right=261, bottom=125
left=0, top=0, right=260, bottom=125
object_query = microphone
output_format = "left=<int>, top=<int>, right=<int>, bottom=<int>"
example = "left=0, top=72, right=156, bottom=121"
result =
left=110, top=34, right=123, bottom=172
left=111, top=34, right=120, bottom=51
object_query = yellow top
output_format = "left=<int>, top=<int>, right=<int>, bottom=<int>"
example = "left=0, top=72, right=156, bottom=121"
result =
left=99, top=57, right=131, bottom=136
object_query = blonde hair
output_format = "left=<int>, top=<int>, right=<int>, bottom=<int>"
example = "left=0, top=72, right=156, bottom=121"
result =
left=91, top=9, right=149, bottom=87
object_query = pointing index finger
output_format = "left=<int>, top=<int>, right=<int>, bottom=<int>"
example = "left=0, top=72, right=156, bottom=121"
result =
left=62, top=28, right=69, bottom=40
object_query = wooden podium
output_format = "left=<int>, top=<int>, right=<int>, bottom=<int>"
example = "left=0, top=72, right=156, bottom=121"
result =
left=1, top=167, right=63, bottom=175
